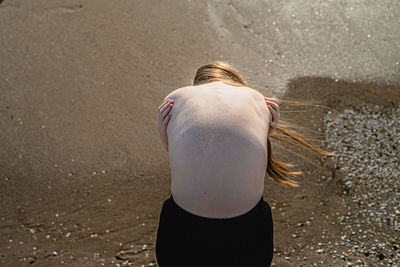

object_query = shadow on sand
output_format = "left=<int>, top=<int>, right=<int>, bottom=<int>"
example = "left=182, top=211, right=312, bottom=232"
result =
left=271, top=75, right=400, bottom=197
left=285, top=76, right=399, bottom=107
left=278, top=76, right=400, bottom=145
left=266, top=76, right=399, bottom=266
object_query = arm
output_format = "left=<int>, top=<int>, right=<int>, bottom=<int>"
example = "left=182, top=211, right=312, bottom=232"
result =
left=158, top=88, right=186, bottom=152
left=158, top=98, right=174, bottom=152
left=250, top=89, right=280, bottom=136
left=158, top=87, right=191, bottom=151
left=264, top=96, right=279, bottom=136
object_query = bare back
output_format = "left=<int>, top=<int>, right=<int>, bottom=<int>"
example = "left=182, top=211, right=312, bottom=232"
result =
left=165, top=81, right=270, bottom=218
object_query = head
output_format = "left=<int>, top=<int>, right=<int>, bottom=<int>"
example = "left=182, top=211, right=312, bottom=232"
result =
left=193, top=62, right=247, bottom=87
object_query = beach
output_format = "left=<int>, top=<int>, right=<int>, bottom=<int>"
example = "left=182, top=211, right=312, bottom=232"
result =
left=1, top=0, right=399, bottom=266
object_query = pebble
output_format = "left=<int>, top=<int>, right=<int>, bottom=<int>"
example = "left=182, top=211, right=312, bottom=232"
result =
left=324, top=105, right=400, bottom=266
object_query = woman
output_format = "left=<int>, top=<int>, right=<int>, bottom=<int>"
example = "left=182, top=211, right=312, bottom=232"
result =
left=156, top=62, right=333, bottom=267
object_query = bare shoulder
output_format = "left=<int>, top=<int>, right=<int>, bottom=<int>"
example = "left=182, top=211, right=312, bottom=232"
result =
left=163, top=85, right=193, bottom=102
left=247, top=87, right=266, bottom=102
left=234, top=86, right=266, bottom=108
left=244, top=87, right=269, bottom=120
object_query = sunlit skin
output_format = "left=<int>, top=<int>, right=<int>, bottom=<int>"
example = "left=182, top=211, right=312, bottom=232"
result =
left=158, top=90, right=279, bottom=153
left=157, top=81, right=280, bottom=218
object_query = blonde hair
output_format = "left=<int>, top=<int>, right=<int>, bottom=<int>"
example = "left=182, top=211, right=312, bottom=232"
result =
left=193, top=61, right=335, bottom=187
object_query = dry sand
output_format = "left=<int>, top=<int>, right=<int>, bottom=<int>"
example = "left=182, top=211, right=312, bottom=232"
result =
left=1, top=0, right=399, bottom=266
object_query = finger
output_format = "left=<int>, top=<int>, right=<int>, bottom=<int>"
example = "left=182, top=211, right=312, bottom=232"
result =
left=158, top=99, right=172, bottom=110
left=159, top=99, right=173, bottom=111
left=160, top=103, right=173, bottom=119
left=158, top=101, right=169, bottom=111
left=158, top=99, right=169, bottom=109
left=268, top=103, right=279, bottom=118
left=264, top=97, right=277, bottom=103
left=268, top=105, right=278, bottom=121
left=265, top=99, right=279, bottom=115
left=266, top=101, right=279, bottom=112
left=163, top=112, right=172, bottom=126
left=159, top=102, right=173, bottom=114
left=269, top=110, right=279, bottom=128
left=269, top=107, right=280, bottom=122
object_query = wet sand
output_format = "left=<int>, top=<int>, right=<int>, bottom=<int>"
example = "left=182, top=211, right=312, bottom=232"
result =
left=1, top=0, right=399, bottom=266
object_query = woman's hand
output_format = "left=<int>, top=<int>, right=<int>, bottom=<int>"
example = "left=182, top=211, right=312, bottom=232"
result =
left=264, top=97, right=279, bottom=136
left=158, top=99, right=174, bottom=152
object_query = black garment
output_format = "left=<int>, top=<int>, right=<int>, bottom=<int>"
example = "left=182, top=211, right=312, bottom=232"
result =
left=156, top=195, right=274, bottom=267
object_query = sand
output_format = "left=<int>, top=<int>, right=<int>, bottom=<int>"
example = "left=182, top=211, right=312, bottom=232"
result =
left=0, top=0, right=399, bottom=266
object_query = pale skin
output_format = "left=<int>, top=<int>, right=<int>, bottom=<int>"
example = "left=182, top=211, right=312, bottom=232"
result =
left=157, top=82, right=281, bottom=218
left=158, top=95, right=280, bottom=153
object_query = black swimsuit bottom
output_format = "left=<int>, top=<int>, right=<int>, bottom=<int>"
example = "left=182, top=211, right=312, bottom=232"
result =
left=156, top=194, right=274, bottom=267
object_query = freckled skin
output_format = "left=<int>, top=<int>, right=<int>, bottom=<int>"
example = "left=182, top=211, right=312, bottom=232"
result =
left=165, top=81, right=271, bottom=218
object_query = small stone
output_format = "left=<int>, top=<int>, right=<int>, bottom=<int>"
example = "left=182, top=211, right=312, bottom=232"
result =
left=325, top=105, right=400, bottom=265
